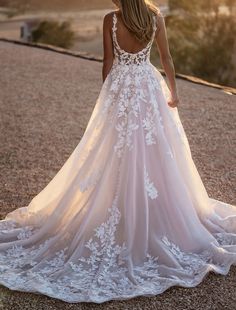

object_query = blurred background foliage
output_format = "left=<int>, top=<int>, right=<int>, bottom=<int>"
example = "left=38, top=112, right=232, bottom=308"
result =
left=0, top=0, right=235, bottom=86
left=162, top=0, right=236, bottom=86
left=32, top=20, right=75, bottom=49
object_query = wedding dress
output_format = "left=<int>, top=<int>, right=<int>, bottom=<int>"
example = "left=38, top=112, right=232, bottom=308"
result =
left=0, top=12, right=236, bottom=304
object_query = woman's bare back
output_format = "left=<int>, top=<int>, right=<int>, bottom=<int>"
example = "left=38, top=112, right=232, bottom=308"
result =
left=115, top=11, right=152, bottom=54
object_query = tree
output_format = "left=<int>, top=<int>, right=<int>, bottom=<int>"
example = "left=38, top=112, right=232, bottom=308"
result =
left=166, top=0, right=236, bottom=86
left=192, top=15, right=236, bottom=85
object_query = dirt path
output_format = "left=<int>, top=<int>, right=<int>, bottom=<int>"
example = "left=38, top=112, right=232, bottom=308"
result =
left=0, top=41, right=235, bottom=309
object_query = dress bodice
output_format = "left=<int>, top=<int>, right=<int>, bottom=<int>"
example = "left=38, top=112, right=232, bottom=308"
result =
left=112, top=12, right=157, bottom=66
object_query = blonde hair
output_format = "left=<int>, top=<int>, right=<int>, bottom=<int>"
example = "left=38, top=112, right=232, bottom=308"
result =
left=119, top=0, right=160, bottom=43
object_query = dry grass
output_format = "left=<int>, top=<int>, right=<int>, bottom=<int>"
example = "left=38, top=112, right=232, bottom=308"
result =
left=0, top=41, right=235, bottom=309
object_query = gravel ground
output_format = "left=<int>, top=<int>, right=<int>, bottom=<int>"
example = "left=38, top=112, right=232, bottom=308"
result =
left=0, top=41, right=235, bottom=310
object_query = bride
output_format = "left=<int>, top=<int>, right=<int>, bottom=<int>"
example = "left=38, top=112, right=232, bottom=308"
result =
left=0, top=0, right=236, bottom=304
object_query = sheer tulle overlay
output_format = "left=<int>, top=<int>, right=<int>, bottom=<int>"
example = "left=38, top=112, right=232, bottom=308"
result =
left=0, top=13, right=236, bottom=304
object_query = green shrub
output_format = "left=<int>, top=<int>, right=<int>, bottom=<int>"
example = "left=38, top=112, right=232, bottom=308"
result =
left=32, top=20, right=75, bottom=49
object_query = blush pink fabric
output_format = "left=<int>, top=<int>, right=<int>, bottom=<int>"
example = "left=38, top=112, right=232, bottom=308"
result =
left=0, top=12, right=235, bottom=304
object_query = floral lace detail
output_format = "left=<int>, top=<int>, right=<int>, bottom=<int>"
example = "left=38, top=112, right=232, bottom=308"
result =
left=0, top=220, right=39, bottom=241
left=109, top=66, right=164, bottom=157
left=6, top=245, right=25, bottom=259
left=0, top=158, right=164, bottom=302
left=213, top=232, right=236, bottom=246
left=39, top=248, right=69, bottom=274
left=0, top=219, right=17, bottom=230
left=0, top=237, right=55, bottom=270
left=0, top=178, right=235, bottom=302
left=112, top=70, right=143, bottom=157
left=112, top=12, right=157, bottom=66
left=100, top=12, right=165, bottom=158
left=0, top=217, right=234, bottom=303
left=0, top=10, right=235, bottom=305
left=142, top=105, right=159, bottom=145
left=69, top=195, right=126, bottom=271
left=114, top=118, right=139, bottom=158
left=17, top=226, right=39, bottom=240
left=144, top=166, right=158, bottom=199
left=169, top=237, right=235, bottom=274
left=161, top=236, right=212, bottom=274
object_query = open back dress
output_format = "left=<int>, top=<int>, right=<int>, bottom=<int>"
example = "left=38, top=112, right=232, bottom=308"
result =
left=0, top=11, right=236, bottom=303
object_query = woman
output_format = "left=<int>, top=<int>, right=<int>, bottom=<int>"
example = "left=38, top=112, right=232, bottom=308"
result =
left=0, top=0, right=235, bottom=304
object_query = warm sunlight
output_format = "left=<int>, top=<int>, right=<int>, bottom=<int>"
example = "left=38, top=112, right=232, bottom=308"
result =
left=0, top=0, right=235, bottom=86
left=0, top=1, right=235, bottom=309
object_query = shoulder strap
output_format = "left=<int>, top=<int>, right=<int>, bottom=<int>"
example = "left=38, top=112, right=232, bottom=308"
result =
left=152, top=14, right=157, bottom=38
left=112, top=12, right=118, bottom=34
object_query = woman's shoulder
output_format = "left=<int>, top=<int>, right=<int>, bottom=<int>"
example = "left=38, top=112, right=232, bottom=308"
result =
left=103, top=10, right=120, bottom=22
left=103, top=10, right=122, bottom=31
left=152, top=8, right=163, bottom=21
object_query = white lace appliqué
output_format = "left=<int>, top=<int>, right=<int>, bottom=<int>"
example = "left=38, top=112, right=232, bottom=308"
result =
left=0, top=10, right=235, bottom=305
left=112, top=13, right=157, bottom=66
left=106, top=12, right=166, bottom=157
left=142, top=105, right=159, bottom=145
left=144, top=166, right=158, bottom=199
left=0, top=210, right=235, bottom=303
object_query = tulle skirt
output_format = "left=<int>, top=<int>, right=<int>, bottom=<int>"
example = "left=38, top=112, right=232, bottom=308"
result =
left=0, top=62, right=236, bottom=303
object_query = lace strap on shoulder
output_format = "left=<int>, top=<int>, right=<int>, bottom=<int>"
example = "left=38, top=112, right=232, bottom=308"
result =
left=112, top=12, right=118, bottom=34
left=152, top=14, right=157, bottom=36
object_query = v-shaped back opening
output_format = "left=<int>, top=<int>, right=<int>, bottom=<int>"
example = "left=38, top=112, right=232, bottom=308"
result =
left=112, top=12, right=156, bottom=56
